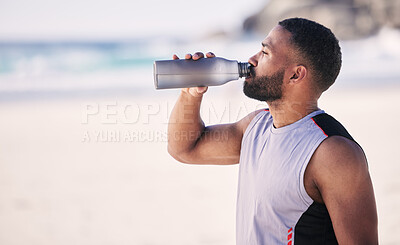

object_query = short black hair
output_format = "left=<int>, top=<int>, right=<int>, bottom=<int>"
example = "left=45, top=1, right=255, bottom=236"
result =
left=278, top=18, right=342, bottom=93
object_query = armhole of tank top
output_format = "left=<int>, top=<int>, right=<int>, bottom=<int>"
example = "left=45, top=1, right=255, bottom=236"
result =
left=242, top=109, right=268, bottom=142
left=298, top=133, right=327, bottom=207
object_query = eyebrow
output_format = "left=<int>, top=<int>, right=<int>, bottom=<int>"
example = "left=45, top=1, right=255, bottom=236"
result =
left=261, top=41, right=273, bottom=52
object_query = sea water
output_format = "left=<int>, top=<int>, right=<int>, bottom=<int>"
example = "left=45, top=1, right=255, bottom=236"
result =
left=0, top=40, right=159, bottom=100
left=1, top=28, right=400, bottom=101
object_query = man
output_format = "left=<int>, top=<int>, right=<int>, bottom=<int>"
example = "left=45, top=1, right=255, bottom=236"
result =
left=167, top=18, right=378, bottom=244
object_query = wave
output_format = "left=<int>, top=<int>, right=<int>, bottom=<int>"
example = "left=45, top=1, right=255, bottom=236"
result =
left=1, top=29, right=400, bottom=97
left=0, top=41, right=158, bottom=76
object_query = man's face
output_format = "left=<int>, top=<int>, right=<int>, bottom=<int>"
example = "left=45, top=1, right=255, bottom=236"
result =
left=243, top=25, right=294, bottom=102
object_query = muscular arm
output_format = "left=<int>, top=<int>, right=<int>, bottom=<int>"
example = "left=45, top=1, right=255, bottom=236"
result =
left=308, top=136, right=378, bottom=244
left=167, top=52, right=261, bottom=165
left=167, top=89, right=261, bottom=165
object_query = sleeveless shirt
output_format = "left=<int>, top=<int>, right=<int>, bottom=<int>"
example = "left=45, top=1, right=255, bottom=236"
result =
left=236, top=109, right=355, bottom=245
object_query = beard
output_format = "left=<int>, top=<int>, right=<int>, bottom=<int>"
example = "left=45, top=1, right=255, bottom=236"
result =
left=243, top=68, right=285, bottom=102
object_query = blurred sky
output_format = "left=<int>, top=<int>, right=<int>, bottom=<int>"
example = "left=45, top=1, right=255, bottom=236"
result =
left=0, top=0, right=267, bottom=41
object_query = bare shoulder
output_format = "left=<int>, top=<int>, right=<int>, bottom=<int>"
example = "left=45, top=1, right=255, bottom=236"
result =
left=308, top=135, right=370, bottom=193
left=306, top=136, right=369, bottom=202
left=312, top=135, right=367, bottom=172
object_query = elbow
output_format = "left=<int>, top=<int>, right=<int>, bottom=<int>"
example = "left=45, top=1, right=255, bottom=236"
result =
left=167, top=144, right=192, bottom=164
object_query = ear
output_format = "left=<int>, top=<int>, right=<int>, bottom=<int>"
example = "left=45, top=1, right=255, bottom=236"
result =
left=289, top=65, right=307, bottom=84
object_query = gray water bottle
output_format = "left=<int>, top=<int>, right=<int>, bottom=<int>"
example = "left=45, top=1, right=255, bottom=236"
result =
left=153, top=57, right=250, bottom=89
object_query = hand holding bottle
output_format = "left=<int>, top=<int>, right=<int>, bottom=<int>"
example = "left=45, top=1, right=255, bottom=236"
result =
left=172, top=51, right=215, bottom=97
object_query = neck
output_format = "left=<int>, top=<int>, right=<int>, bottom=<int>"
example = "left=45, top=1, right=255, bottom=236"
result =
left=267, top=100, right=319, bottom=128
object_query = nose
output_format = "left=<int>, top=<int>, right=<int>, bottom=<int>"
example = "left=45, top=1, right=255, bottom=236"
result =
left=248, top=53, right=258, bottom=67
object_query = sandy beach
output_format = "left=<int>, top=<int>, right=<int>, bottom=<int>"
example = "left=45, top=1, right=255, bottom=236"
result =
left=0, top=82, right=399, bottom=244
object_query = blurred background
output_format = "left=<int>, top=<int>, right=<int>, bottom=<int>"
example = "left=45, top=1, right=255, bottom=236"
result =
left=0, top=0, right=399, bottom=244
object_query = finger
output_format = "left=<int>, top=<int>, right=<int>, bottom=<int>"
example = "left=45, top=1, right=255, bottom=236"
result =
left=189, top=87, right=204, bottom=97
left=192, top=52, right=204, bottom=60
left=206, top=52, right=215, bottom=58
left=182, top=87, right=208, bottom=97
left=172, top=54, right=179, bottom=60
left=185, top=53, right=192, bottom=60
left=196, top=86, right=208, bottom=94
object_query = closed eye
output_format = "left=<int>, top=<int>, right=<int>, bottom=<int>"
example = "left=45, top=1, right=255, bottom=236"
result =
left=262, top=51, right=268, bottom=55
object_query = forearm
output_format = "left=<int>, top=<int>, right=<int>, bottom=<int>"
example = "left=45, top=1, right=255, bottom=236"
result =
left=167, top=91, right=205, bottom=159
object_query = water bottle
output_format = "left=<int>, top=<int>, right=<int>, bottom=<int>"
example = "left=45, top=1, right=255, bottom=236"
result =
left=153, top=57, right=250, bottom=89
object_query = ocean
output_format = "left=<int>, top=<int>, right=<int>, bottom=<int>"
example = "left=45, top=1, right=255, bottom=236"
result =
left=0, top=40, right=159, bottom=100
left=1, top=28, right=400, bottom=101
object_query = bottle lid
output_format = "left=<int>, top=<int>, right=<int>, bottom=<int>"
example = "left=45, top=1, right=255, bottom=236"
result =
left=238, top=62, right=250, bottom=78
